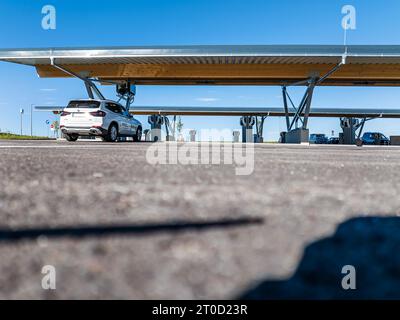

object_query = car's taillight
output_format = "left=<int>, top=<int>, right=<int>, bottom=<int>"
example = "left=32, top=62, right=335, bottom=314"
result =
left=90, top=110, right=106, bottom=117
left=60, top=111, right=71, bottom=116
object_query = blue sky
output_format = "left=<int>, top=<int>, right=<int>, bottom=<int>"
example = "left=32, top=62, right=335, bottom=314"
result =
left=1, top=0, right=400, bottom=139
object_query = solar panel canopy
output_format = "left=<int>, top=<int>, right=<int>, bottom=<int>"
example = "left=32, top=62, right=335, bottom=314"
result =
left=34, top=105, right=400, bottom=118
left=3, top=45, right=400, bottom=86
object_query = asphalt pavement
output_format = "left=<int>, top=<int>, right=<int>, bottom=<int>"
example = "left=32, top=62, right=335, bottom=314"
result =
left=1, top=140, right=400, bottom=299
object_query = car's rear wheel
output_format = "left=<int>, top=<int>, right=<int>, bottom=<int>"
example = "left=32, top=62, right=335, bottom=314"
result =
left=133, top=126, right=142, bottom=142
left=105, top=123, right=119, bottom=142
left=65, top=134, right=79, bottom=142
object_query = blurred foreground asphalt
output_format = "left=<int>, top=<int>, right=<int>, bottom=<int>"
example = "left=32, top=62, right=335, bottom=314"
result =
left=1, top=140, right=400, bottom=299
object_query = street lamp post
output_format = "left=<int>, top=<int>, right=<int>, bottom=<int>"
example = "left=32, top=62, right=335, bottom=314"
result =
left=46, top=120, right=50, bottom=137
left=20, top=108, right=24, bottom=136
left=30, top=104, right=33, bottom=137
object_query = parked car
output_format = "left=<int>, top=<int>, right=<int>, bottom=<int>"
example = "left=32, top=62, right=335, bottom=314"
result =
left=361, top=132, right=390, bottom=145
left=309, top=134, right=329, bottom=144
left=328, top=137, right=340, bottom=144
left=60, top=99, right=142, bottom=142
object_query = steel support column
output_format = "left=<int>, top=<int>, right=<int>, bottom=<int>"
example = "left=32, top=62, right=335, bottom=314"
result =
left=340, top=117, right=358, bottom=145
left=281, top=57, right=346, bottom=144
left=164, top=116, right=177, bottom=141
left=255, top=115, right=268, bottom=143
left=240, top=116, right=255, bottom=143
left=340, top=116, right=379, bottom=145
left=148, top=114, right=164, bottom=142
left=283, top=77, right=317, bottom=133
left=116, top=81, right=136, bottom=113
left=281, top=79, right=315, bottom=144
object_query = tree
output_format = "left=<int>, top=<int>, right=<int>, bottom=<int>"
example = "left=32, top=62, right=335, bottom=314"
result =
left=176, top=116, right=184, bottom=142
left=176, top=116, right=183, bottom=134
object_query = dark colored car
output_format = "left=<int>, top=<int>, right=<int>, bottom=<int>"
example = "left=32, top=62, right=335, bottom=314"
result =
left=361, top=132, right=390, bottom=145
left=328, top=137, right=340, bottom=144
left=309, top=134, right=329, bottom=144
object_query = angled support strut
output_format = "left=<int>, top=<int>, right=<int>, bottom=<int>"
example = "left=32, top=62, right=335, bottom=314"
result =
left=163, top=115, right=177, bottom=141
left=255, top=114, right=269, bottom=143
left=50, top=57, right=105, bottom=100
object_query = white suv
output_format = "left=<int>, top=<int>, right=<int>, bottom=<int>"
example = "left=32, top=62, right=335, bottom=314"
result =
left=60, top=99, right=142, bottom=142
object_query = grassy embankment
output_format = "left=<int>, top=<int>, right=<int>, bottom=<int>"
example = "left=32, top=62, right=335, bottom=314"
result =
left=0, top=133, right=53, bottom=140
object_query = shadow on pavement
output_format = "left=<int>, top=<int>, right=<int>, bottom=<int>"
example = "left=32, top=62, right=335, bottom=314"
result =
left=0, top=217, right=263, bottom=243
left=239, top=217, right=400, bottom=300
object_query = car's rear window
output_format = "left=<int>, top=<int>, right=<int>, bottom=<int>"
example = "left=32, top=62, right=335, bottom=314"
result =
left=67, top=101, right=100, bottom=109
